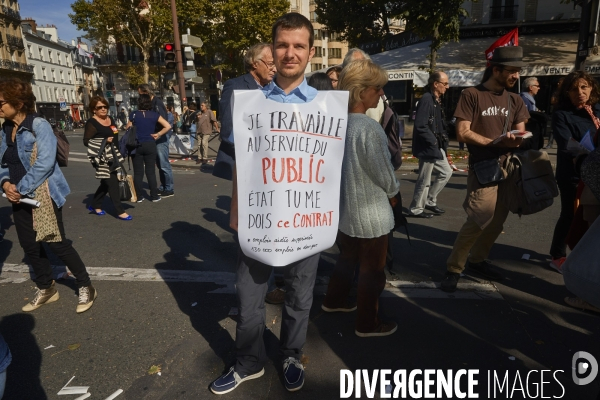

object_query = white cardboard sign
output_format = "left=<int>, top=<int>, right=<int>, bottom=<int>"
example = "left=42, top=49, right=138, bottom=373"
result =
left=233, top=90, right=349, bottom=266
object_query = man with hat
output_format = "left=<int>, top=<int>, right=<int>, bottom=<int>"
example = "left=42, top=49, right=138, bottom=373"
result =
left=440, top=46, right=531, bottom=292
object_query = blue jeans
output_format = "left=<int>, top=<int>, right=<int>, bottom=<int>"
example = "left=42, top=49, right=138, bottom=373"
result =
left=156, top=133, right=174, bottom=192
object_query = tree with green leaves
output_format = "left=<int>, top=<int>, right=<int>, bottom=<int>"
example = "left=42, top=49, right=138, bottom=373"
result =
left=70, top=0, right=288, bottom=80
left=69, top=0, right=175, bottom=83
left=181, top=0, right=289, bottom=77
left=401, top=0, right=469, bottom=71
left=315, top=0, right=405, bottom=47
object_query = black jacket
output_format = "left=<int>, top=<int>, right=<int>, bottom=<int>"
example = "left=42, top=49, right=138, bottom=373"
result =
left=411, top=92, right=444, bottom=160
left=213, top=73, right=261, bottom=180
left=552, top=103, right=600, bottom=184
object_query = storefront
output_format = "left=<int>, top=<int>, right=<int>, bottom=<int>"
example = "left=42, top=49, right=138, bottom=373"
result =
left=369, top=26, right=600, bottom=119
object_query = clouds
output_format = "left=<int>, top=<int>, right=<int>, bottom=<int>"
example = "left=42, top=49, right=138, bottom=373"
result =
left=19, top=0, right=83, bottom=43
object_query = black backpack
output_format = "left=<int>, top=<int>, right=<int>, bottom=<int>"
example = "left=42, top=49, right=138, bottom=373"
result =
left=125, top=112, right=138, bottom=150
left=381, top=100, right=403, bottom=170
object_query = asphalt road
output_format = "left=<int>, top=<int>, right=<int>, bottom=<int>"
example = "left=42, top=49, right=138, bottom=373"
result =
left=0, top=130, right=598, bottom=399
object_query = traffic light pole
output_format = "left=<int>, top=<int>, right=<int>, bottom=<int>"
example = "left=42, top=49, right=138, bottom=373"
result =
left=170, top=0, right=187, bottom=108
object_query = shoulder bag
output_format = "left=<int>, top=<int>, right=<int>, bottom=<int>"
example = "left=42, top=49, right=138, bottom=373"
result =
left=472, top=93, right=510, bottom=185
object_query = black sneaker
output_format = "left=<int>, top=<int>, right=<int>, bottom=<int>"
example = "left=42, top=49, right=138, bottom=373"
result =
left=160, top=190, right=174, bottom=198
left=467, top=260, right=504, bottom=281
left=440, top=272, right=460, bottom=293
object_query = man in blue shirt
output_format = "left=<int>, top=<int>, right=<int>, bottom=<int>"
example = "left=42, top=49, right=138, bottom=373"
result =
left=210, top=13, right=318, bottom=395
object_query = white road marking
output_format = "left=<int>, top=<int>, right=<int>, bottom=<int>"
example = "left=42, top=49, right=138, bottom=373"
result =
left=69, top=151, right=88, bottom=156
left=0, top=263, right=502, bottom=299
left=69, top=158, right=89, bottom=163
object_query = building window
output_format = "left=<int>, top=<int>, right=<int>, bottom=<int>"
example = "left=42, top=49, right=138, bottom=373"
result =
left=310, top=11, right=317, bottom=22
left=51, top=69, right=55, bottom=82
left=328, top=48, right=342, bottom=59
left=68, top=72, right=72, bottom=84
left=314, top=29, right=325, bottom=41
left=54, top=88, right=58, bottom=102
left=39, top=47, right=44, bottom=61
left=71, top=90, right=75, bottom=102
left=46, top=87, right=52, bottom=101
left=490, top=0, right=519, bottom=22
left=48, top=51, right=53, bottom=63
left=58, top=54, right=62, bottom=65
left=315, top=47, right=322, bottom=57
left=329, top=32, right=341, bottom=42
left=311, top=63, right=323, bottom=72
left=60, top=71, right=64, bottom=83
left=42, top=67, right=47, bottom=80
left=27, top=45, right=32, bottom=59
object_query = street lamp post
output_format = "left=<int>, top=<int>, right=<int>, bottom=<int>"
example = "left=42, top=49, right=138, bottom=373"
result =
left=170, top=0, right=187, bottom=108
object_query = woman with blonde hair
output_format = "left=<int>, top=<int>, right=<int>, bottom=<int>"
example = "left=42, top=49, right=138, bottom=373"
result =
left=321, top=60, right=400, bottom=337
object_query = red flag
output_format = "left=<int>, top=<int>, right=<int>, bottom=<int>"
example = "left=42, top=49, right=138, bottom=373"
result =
left=485, top=28, right=519, bottom=66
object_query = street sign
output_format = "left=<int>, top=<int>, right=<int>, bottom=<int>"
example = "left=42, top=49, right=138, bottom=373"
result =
left=183, top=46, right=195, bottom=70
left=187, top=77, right=204, bottom=84
left=183, top=70, right=197, bottom=79
left=181, top=34, right=203, bottom=48
left=115, top=94, right=122, bottom=102
left=58, top=97, right=67, bottom=111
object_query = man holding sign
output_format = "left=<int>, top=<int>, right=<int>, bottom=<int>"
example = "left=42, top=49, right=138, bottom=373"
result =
left=210, top=13, right=348, bottom=395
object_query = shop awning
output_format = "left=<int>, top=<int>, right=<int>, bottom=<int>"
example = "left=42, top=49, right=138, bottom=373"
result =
left=371, top=32, right=600, bottom=87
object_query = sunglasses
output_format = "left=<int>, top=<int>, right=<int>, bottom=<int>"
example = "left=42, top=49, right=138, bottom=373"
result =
left=95, top=105, right=108, bottom=110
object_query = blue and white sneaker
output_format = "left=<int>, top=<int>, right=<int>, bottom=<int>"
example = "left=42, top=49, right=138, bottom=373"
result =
left=210, top=366, right=264, bottom=395
left=283, top=357, right=304, bottom=392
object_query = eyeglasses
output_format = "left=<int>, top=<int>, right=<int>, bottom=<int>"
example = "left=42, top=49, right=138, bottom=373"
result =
left=437, top=81, right=449, bottom=87
left=95, top=105, right=108, bottom=110
left=259, top=59, right=276, bottom=70
left=532, top=84, right=540, bottom=87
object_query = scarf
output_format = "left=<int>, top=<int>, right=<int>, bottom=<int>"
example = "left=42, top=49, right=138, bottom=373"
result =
left=87, top=138, right=125, bottom=179
left=30, top=142, right=62, bottom=242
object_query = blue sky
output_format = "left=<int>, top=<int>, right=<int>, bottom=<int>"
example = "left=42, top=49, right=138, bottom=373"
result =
left=19, top=0, right=85, bottom=44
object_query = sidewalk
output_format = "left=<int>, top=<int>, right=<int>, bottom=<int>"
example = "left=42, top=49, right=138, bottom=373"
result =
left=169, top=139, right=559, bottom=172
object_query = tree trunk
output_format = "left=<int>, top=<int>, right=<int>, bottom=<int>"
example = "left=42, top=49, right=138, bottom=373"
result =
left=429, top=26, right=439, bottom=72
left=140, top=47, right=150, bottom=83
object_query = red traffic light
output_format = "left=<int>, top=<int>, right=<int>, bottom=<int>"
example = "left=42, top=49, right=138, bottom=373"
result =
left=164, top=43, right=174, bottom=52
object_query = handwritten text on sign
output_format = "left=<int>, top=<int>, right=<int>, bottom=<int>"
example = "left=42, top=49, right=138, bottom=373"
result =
left=233, top=90, right=349, bottom=266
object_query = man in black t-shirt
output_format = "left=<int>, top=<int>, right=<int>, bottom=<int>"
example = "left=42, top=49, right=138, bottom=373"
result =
left=441, top=46, right=530, bottom=293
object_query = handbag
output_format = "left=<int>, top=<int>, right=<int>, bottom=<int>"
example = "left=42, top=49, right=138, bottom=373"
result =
left=110, top=145, right=137, bottom=202
left=473, top=92, right=511, bottom=185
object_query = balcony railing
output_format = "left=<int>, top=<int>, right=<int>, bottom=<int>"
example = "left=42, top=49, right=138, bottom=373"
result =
left=489, top=5, right=519, bottom=22
left=1, top=5, right=21, bottom=21
left=7, top=34, right=24, bottom=50
left=96, top=54, right=165, bottom=66
left=0, top=60, right=34, bottom=73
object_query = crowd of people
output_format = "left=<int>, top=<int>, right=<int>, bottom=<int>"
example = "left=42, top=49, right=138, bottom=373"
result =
left=0, top=10, right=598, bottom=398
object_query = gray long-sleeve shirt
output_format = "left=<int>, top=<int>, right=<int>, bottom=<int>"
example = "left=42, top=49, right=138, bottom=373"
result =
left=339, top=113, right=400, bottom=238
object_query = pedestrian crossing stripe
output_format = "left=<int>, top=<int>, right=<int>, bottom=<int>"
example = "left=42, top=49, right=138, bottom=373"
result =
left=0, top=263, right=502, bottom=300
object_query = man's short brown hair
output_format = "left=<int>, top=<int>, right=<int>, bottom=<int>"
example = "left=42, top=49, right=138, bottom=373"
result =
left=272, top=12, right=314, bottom=48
